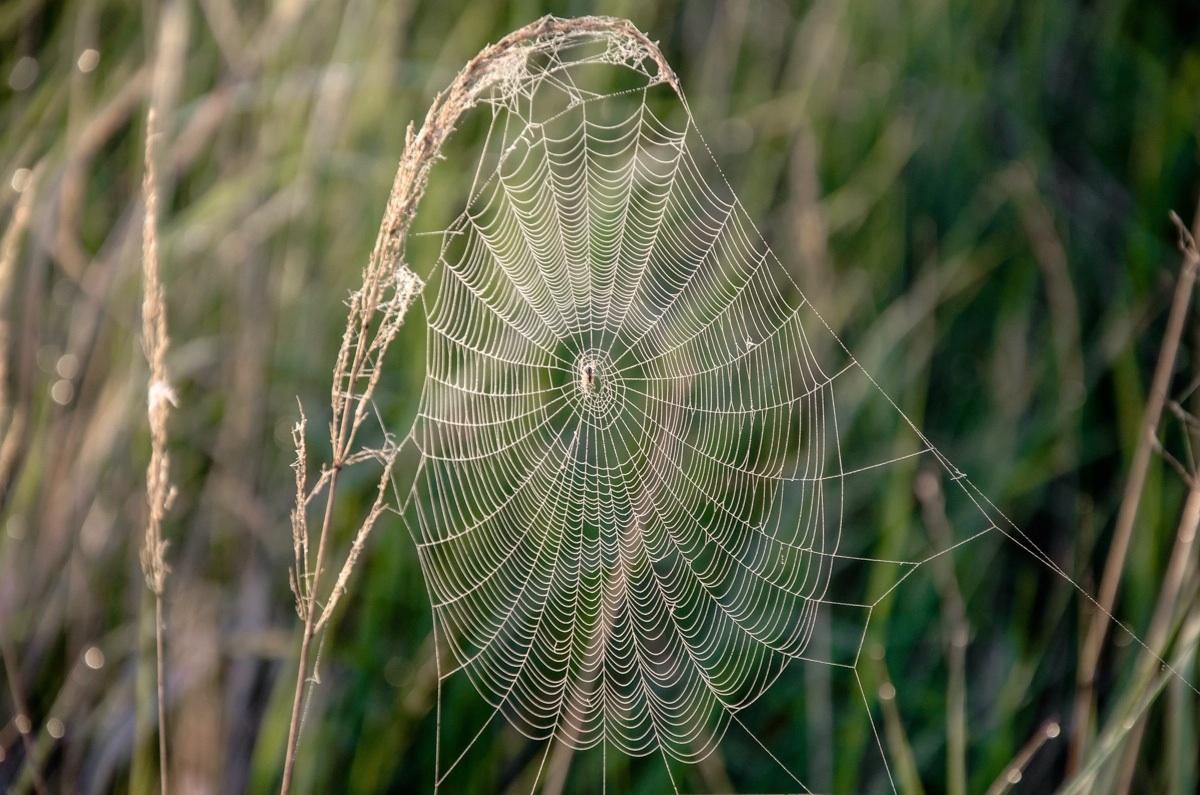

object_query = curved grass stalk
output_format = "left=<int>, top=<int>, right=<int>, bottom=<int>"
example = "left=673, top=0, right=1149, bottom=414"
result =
left=278, top=16, right=672, bottom=793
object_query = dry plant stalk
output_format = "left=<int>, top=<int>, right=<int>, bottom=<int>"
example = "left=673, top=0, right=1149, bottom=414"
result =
left=983, top=719, right=1062, bottom=795
left=0, top=167, right=39, bottom=498
left=1068, top=206, right=1200, bottom=773
left=1112, top=474, right=1200, bottom=793
left=1109, top=219, right=1200, bottom=794
left=1, top=639, right=48, bottom=794
left=914, top=468, right=970, bottom=795
left=0, top=178, right=34, bottom=419
left=278, top=16, right=672, bottom=794
left=0, top=168, right=45, bottom=795
left=141, top=105, right=177, bottom=795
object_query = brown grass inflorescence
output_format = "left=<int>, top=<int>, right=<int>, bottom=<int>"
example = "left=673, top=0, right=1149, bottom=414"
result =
left=278, top=16, right=673, bottom=793
left=140, top=104, right=177, bottom=795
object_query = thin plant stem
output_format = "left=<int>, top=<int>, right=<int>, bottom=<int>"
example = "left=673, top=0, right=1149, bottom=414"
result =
left=1060, top=591, right=1200, bottom=795
left=280, top=466, right=339, bottom=795
left=155, top=596, right=168, bottom=793
left=1111, top=473, right=1200, bottom=793
left=0, top=165, right=38, bottom=508
left=983, top=719, right=1062, bottom=795
left=874, top=656, right=926, bottom=795
left=915, top=467, right=969, bottom=795
left=1068, top=206, right=1200, bottom=774
left=0, top=169, right=39, bottom=794
left=1, top=638, right=48, bottom=795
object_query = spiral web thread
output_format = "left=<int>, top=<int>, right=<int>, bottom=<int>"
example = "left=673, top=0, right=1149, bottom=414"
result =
left=392, top=23, right=1193, bottom=794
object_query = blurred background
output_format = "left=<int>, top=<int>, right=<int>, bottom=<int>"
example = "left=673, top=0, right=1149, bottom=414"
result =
left=1, top=0, right=1199, bottom=792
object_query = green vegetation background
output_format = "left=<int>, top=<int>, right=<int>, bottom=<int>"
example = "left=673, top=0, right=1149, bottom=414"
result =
left=1, top=0, right=1198, bottom=792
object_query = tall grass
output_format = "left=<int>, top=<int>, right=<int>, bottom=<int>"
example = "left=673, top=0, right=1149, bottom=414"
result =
left=0, top=1, right=1197, bottom=792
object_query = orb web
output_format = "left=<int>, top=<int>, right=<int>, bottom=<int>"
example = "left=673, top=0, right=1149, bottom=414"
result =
left=399, top=24, right=993, bottom=793
left=379, top=20, right=1200, bottom=795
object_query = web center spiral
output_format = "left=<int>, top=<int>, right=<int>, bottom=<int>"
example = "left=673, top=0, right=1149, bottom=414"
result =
left=572, top=350, right=622, bottom=428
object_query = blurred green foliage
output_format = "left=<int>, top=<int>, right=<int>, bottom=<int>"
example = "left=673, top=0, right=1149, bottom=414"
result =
left=1, top=0, right=1198, bottom=792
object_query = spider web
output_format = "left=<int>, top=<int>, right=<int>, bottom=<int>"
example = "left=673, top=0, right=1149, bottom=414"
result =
left=390, top=25, right=1179, bottom=794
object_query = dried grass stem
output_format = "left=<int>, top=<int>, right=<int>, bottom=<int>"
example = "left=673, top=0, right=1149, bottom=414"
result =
left=279, top=15, right=674, bottom=794
left=1068, top=206, right=1200, bottom=772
